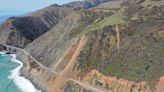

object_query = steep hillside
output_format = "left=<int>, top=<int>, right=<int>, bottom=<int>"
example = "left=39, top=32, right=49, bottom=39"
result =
left=0, top=0, right=163, bottom=92
left=23, top=0, right=164, bottom=92
left=0, top=0, right=114, bottom=48
left=75, top=0, right=164, bottom=92
left=64, top=0, right=112, bottom=10
left=0, top=5, right=74, bottom=48
left=25, top=11, right=99, bottom=71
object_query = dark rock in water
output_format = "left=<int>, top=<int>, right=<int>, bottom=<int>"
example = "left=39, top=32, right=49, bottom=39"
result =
left=6, top=52, right=11, bottom=54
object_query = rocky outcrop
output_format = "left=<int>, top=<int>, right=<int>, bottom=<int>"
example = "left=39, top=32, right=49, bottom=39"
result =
left=76, top=19, right=164, bottom=90
left=25, top=11, right=98, bottom=70
left=0, top=44, right=7, bottom=51
left=157, top=76, right=164, bottom=92
left=0, top=0, right=114, bottom=48
left=63, top=80, right=94, bottom=92
left=0, top=0, right=163, bottom=92
left=5, top=46, right=57, bottom=92
left=0, top=5, right=74, bottom=48
left=30, top=4, right=74, bottom=28
left=0, top=0, right=116, bottom=48
left=83, top=70, right=164, bottom=92
left=64, top=0, right=112, bottom=10
left=24, top=1, right=164, bottom=92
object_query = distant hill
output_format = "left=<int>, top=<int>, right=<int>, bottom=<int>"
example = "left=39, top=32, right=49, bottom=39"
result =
left=0, top=5, right=75, bottom=48
left=1, top=0, right=164, bottom=92
left=63, top=0, right=112, bottom=10
left=0, top=0, right=113, bottom=48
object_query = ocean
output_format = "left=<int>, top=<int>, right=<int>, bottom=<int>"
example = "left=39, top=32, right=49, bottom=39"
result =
left=0, top=53, right=41, bottom=92
left=0, top=20, right=3, bottom=24
left=0, top=16, right=11, bottom=24
left=0, top=17, right=41, bottom=92
left=0, top=19, right=4, bottom=24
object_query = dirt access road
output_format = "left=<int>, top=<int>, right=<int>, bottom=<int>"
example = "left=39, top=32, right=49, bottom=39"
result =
left=49, top=35, right=89, bottom=92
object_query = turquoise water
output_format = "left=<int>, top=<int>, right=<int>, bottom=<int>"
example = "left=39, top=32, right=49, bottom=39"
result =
left=0, top=16, right=41, bottom=92
left=0, top=54, right=41, bottom=92
left=0, top=54, right=21, bottom=92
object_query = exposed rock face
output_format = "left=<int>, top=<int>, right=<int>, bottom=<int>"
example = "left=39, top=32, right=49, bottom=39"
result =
left=0, top=5, right=74, bottom=48
left=5, top=16, right=49, bottom=47
left=75, top=1, right=164, bottom=92
left=15, top=48, right=56, bottom=92
left=64, top=0, right=112, bottom=10
left=0, top=44, right=7, bottom=51
left=76, top=21, right=164, bottom=92
left=0, top=0, right=116, bottom=48
left=0, top=0, right=164, bottom=92
left=83, top=70, right=164, bottom=92
left=83, top=70, right=151, bottom=92
left=30, top=4, right=75, bottom=28
left=63, top=81, right=94, bottom=92
left=0, top=0, right=114, bottom=48
left=25, top=11, right=99, bottom=70
left=157, top=76, right=164, bottom=92
left=0, top=19, right=13, bottom=44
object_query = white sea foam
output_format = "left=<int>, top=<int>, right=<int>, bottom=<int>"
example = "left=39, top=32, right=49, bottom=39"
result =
left=0, top=52, right=7, bottom=57
left=0, top=52, right=5, bottom=54
left=8, top=54, right=42, bottom=92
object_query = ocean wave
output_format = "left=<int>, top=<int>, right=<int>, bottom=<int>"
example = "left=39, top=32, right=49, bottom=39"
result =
left=8, top=54, right=42, bottom=92
left=0, top=52, right=5, bottom=55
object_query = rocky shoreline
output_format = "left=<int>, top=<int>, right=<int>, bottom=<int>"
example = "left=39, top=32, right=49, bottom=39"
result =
left=0, top=50, right=48, bottom=92
left=16, top=52, right=54, bottom=92
left=20, top=72, right=47, bottom=92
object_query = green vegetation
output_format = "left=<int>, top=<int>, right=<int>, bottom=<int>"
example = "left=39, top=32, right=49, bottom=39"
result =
left=142, top=0, right=164, bottom=8
left=78, top=18, right=164, bottom=82
left=85, top=13, right=126, bottom=33
left=75, top=2, right=164, bottom=92
left=96, top=1, right=121, bottom=9
left=77, top=1, right=164, bottom=82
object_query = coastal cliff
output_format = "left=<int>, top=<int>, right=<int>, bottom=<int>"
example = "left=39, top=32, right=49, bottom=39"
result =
left=0, top=5, right=74, bottom=48
left=0, top=0, right=164, bottom=92
left=0, top=0, right=113, bottom=48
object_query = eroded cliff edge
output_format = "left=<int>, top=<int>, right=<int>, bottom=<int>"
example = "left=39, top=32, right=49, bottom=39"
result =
left=0, top=5, right=74, bottom=48
left=0, top=0, right=164, bottom=92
